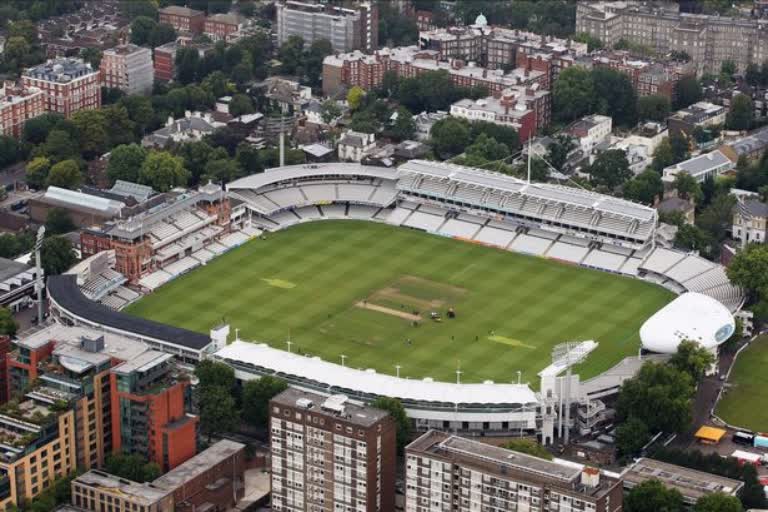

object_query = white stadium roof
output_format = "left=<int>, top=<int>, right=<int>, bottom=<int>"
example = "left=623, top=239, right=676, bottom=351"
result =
left=227, top=163, right=397, bottom=191
left=215, top=341, right=540, bottom=406
left=640, top=292, right=735, bottom=353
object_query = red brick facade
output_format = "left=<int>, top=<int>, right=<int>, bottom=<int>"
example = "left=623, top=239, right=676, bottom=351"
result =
left=21, top=62, right=101, bottom=118
left=0, top=83, right=44, bottom=139
left=203, top=14, right=241, bottom=42
left=158, top=6, right=205, bottom=34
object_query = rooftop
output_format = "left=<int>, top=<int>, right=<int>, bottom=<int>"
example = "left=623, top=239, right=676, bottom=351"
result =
left=738, top=198, right=768, bottom=218
left=272, top=388, right=391, bottom=427
left=0, top=258, right=32, bottom=283
left=111, top=350, right=173, bottom=376
left=153, top=439, right=245, bottom=490
left=17, top=324, right=148, bottom=365
left=40, top=186, right=125, bottom=217
left=103, top=43, right=147, bottom=56
left=23, top=58, right=97, bottom=83
left=74, top=471, right=171, bottom=506
left=158, top=5, right=204, bottom=16
left=623, top=458, right=743, bottom=501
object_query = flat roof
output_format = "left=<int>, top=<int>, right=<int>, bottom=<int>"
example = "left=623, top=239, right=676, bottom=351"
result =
left=272, top=387, right=390, bottom=427
left=112, top=350, right=173, bottom=375
left=0, top=257, right=32, bottom=282
left=215, top=341, right=539, bottom=406
left=227, top=163, right=397, bottom=191
left=20, top=324, right=149, bottom=364
left=74, top=470, right=170, bottom=506
left=47, top=275, right=212, bottom=352
left=153, top=439, right=245, bottom=491
left=695, top=426, right=727, bottom=442
left=623, top=458, right=743, bottom=501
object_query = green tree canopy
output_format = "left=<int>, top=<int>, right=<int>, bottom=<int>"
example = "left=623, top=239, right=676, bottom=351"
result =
left=726, top=94, right=753, bottom=131
left=674, top=76, right=703, bottom=110
left=44, top=208, right=75, bottom=236
left=466, top=134, right=510, bottom=162
left=105, top=453, right=161, bottom=483
left=502, top=439, right=552, bottom=460
left=0, top=307, right=18, bottom=336
left=670, top=340, right=715, bottom=381
left=26, top=157, right=51, bottom=190
left=229, top=94, right=254, bottom=117
left=625, top=479, right=685, bottom=512
left=615, top=416, right=650, bottom=459
left=72, top=109, right=109, bottom=159
left=694, top=493, right=742, bottom=512
left=430, top=117, right=471, bottom=158
left=46, top=160, right=82, bottom=189
left=588, top=149, right=632, bottom=190
left=623, top=169, right=663, bottom=205
left=553, top=67, right=595, bottom=123
left=107, top=144, right=148, bottom=185
left=40, top=236, right=77, bottom=276
left=130, top=16, right=156, bottom=46
left=241, top=376, right=288, bottom=427
left=199, top=385, right=238, bottom=441
left=0, top=136, right=20, bottom=169
left=674, top=172, right=703, bottom=203
left=638, top=95, right=672, bottom=122
left=726, top=243, right=768, bottom=298
left=139, top=151, right=189, bottom=192
left=371, top=396, right=410, bottom=453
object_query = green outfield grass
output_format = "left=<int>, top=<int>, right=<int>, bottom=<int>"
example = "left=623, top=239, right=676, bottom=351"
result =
left=125, top=221, right=673, bottom=385
left=716, top=335, right=768, bottom=431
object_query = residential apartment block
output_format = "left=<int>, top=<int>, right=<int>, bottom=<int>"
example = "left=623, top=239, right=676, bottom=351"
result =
left=21, top=58, right=101, bottom=118
left=450, top=87, right=551, bottom=143
left=588, top=51, right=695, bottom=100
left=0, top=82, right=44, bottom=139
left=269, top=388, right=397, bottom=512
left=667, top=101, right=727, bottom=137
left=576, top=2, right=768, bottom=73
left=158, top=5, right=206, bottom=34
left=277, top=0, right=378, bottom=53
left=100, top=43, right=154, bottom=95
left=153, top=40, right=214, bottom=82
left=406, top=431, right=623, bottom=512
left=204, top=13, right=244, bottom=42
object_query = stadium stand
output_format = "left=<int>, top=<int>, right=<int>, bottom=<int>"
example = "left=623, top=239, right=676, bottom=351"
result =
left=546, top=242, right=591, bottom=264
left=510, top=234, right=553, bottom=256
left=438, top=219, right=483, bottom=239
left=138, top=269, right=173, bottom=291
left=473, top=225, right=518, bottom=248
left=582, top=250, right=627, bottom=273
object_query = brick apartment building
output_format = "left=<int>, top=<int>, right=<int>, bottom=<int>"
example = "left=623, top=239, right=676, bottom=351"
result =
left=0, top=81, right=44, bottom=139
left=111, top=351, right=198, bottom=472
left=21, top=58, right=101, bottom=118
left=203, top=13, right=244, bottom=42
left=277, top=0, right=378, bottom=52
left=270, top=388, right=397, bottom=512
left=589, top=51, right=694, bottom=101
left=158, top=5, right=205, bottom=34
left=153, top=40, right=214, bottom=82
left=100, top=43, right=154, bottom=95
left=406, top=431, right=624, bottom=512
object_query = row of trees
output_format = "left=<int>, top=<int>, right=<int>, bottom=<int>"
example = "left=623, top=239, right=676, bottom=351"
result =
left=625, top=480, right=743, bottom=512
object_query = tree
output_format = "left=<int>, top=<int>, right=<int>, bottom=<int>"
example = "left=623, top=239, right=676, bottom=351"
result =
left=23, top=113, right=65, bottom=146
left=669, top=131, right=691, bottom=163
left=389, top=107, right=417, bottom=141
left=130, top=16, right=156, bottom=46
left=727, top=243, right=768, bottom=298
left=546, top=135, right=576, bottom=172
left=45, top=208, right=75, bottom=236
left=119, top=95, right=154, bottom=136
left=104, top=105, right=136, bottom=148
left=638, top=95, right=671, bottom=122
left=674, top=76, right=703, bottom=110
left=625, top=480, right=685, bottom=512
left=466, top=134, right=510, bottom=162
left=229, top=94, right=254, bottom=117
left=696, top=192, right=736, bottom=257
left=347, top=86, right=366, bottom=111
left=675, top=224, right=712, bottom=253
left=320, top=100, right=342, bottom=125
left=150, top=23, right=177, bottom=48
left=80, top=47, right=102, bottom=69
left=553, top=67, right=595, bottom=123
left=430, top=117, right=471, bottom=158
left=26, top=157, right=51, bottom=190
left=741, top=464, right=768, bottom=509
left=674, top=172, right=703, bottom=203
left=615, top=416, right=650, bottom=458
left=670, top=340, right=715, bottom=381
left=278, top=35, right=305, bottom=77
left=40, top=236, right=77, bottom=276
left=204, top=158, right=241, bottom=184
left=726, top=94, right=753, bottom=131
left=139, top=151, right=189, bottom=192
left=587, top=149, right=632, bottom=190
left=195, top=359, right=236, bottom=392
left=305, top=39, right=333, bottom=88
left=371, top=396, right=410, bottom=452
left=694, top=493, right=742, bottom=512
left=241, top=376, right=288, bottom=427
left=502, top=439, right=552, bottom=460
left=623, top=169, right=664, bottom=205
left=469, top=122, right=521, bottom=151
left=177, top=141, right=215, bottom=185
left=41, top=129, right=79, bottom=163
left=573, top=32, right=603, bottom=52
left=201, top=71, right=233, bottom=99
left=47, top=160, right=82, bottom=189
left=746, top=63, right=761, bottom=86
left=199, top=386, right=237, bottom=441
left=617, top=362, right=695, bottom=434
left=71, top=110, right=108, bottom=159
left=0, top=307, right=18, bottom=336
left=107, top=144, right=147, bottom=184
left=592, top=67, right=638, bottom=127
left=0, top=136, right=20, bottom=169
left=175, top=47, right=201, bottom=85
left=105, top=454, right=161, bottom=483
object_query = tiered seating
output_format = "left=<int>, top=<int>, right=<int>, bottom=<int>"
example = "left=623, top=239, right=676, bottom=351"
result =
left=679, top=266, right=726, bottom=291
left=473, top=226, right=518, bottom=248
left=368, top=182, right=398, bottom=205
left=418, top=178, right=450, bottom=196
left=597, top=215, right=633, bottom=234
left=164, top=257, right=200, bottom=277
left=321, top=204, right=347, bottom=219
left=101, top=294, right=127, bottom=310
left=149, top=222, right=179, bottom=242
left=294, top=206, right=322, bottom=221
left=383, top=207, right=412, bottom=225
left=457, top=213, right=487, bottom=225
left=705, top=284, right=744, bottom=311
left=81, top=269, right=126, bottom=301
left=403, top=211, right=444, bottom=232
left=601, top=244, right=634, bottom=256
left=438, top=219, right=481, bottom=239
left=264, top=187, right=304, bottom=208
left=171, top=210, right=201, bottom=230
left=241, top=225, right=262, bottom=237
left=207, top=242, right=229, bottom=255
left=640, top=248, right=686, bottom=274
left=583, top=249, right=627, bottom=272
left=234, top=190, right=277, bottom=212
left=399, top=200, right=420, bottom=210
left=546, top=242, right=590, bottom=263
left=348, top=205, right=378, bottom=219
left=270, top=210, right=301, bottom=226
left=337, top=184, right=374, bottom=203
left=558, top=235, right=590, bottom=247
left=191, top=248, right=216, bottom=263
left=154, top=243, right=185, bottom=262
left=219, top=231, right=250, bottom=248
left=528, top=228, right=559, bottom=241
left=113, top=286, right=140, bottom=303
left=665, top=255, right=715, bottom=283
left=301, top=184, right=337, bottom=203
left=510, top=234, right=552, bottom=256
left=454, top=187, right=485, bottom=204
left=619, top=257, right=643, bottom=276
left=138, top=269, right=173, bottom=291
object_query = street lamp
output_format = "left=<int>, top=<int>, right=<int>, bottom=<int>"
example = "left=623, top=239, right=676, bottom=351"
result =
left=286, top=340, right=293, bottom=353
left=34, top=226, right=45, bottom=325
left=517, top=370, right=522, bottom=385
left=341, top=354, right=347, bottom=367
left=395, top=365, right=401, bottom=378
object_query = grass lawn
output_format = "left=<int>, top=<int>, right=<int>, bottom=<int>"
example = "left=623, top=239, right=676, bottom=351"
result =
left=716, top=335, right=768, bottom=431
left=125, top=221, right=672, bottom=385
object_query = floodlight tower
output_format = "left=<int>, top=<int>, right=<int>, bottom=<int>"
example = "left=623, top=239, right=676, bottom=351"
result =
left=34, top=226, right=45, bottom=325
left=551, top=341, right=590, bottom=445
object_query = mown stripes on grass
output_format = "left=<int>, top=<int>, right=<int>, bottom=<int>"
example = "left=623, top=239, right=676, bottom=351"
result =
left=125, top=221, right=672, bottom=385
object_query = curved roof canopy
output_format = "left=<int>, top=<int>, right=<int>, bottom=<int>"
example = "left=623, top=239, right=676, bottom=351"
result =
left=640, top=292, right=734, bottom=353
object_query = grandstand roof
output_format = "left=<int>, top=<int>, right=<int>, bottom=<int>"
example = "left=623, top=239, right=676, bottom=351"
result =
left=227, top=163, right=398, bottom=191
left=43, top=186, right=125, bottom=216
left=639, top=292, right=735, bottom=353
left=47, top=275, right=212, bottom=351
left=398, top=160, right=656, bottom=221
left=215, top=341, right=540, bottom=406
